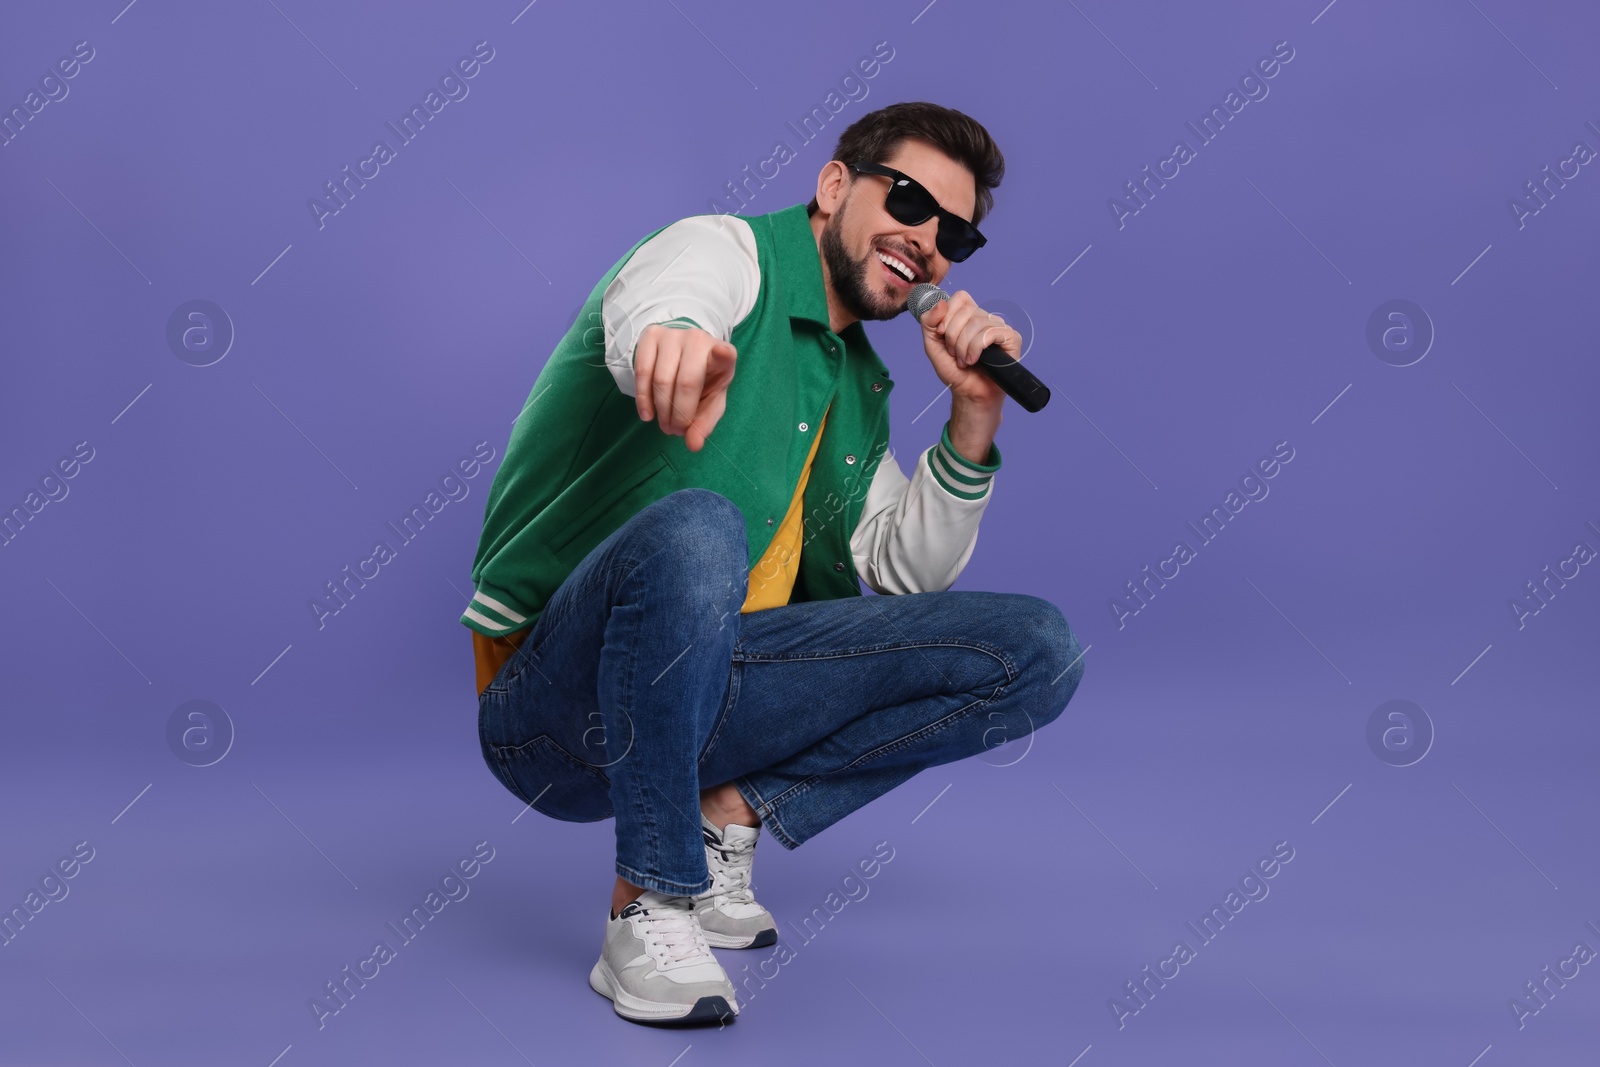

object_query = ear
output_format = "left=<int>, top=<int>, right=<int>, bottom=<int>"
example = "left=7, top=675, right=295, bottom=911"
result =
left=814, top=160, right=851, bottom=217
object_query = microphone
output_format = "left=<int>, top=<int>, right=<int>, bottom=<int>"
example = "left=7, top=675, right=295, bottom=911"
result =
left=908, top=283, right=1051, bottom=413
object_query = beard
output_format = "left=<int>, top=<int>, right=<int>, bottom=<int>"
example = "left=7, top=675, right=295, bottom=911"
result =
left=820, top=201, right=909, bottom=324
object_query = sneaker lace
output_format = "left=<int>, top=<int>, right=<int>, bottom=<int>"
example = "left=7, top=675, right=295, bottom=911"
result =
left=708, top=834, right=757, bottom=904
left=638, top=897, right=713, bottom=966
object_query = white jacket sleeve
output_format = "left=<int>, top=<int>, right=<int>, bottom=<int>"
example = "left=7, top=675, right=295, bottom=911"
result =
left=849, top=421, right=1003, bottom=594
left=601, top=214, right=760, bottom=397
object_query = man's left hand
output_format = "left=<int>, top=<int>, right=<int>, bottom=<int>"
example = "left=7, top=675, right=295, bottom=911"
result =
left=916, top=290, right=1018, bottom=408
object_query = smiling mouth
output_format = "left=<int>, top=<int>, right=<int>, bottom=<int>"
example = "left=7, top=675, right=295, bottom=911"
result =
left=874, top=248, right=920, bottom=288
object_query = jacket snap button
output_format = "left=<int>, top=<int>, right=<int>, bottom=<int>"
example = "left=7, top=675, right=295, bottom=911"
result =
left=870, top=382, right=883, bottom=392
left=766, top=517, right=774, bottom=526
left=833, top=561, right=845, bottom=572
left=845, top=454, right=856, bottom=464
left=798, top=422, right=809, bottom=432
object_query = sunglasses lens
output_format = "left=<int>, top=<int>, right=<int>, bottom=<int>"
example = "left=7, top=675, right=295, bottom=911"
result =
left=938, top=227, right=972, bottom=262
left=937, top=219, right=983, bottom=262
left=878, top=171, right=984, bottom=262
left=884, top=181, right=934, bottom=227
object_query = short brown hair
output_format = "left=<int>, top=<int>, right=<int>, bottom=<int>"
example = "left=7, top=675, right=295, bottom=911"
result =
left=807, top=101, right=1004, bottom=226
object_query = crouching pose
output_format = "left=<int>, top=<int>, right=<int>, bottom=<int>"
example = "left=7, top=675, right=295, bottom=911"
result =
left=463, top=101, right=1085, bottom=1026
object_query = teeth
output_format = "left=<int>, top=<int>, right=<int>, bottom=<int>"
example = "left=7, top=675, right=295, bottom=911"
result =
left=876, top=251, right=915, bottom=282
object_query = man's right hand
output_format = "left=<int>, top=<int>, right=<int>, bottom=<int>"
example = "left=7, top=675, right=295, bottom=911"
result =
left=631, top=323, right=738, bottom=453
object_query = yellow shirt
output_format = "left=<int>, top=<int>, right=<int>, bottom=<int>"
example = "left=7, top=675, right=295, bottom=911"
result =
left=740, top=403, right=829, bottom=613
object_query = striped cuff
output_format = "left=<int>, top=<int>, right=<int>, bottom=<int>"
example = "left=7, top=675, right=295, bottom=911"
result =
left=926, top=420, right=1002, bottom=501
left=461, top=588, right=529, bottom=635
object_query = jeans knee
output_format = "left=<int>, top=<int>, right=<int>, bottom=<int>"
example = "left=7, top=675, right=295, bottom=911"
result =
left=661, top=487, right=746, bottom=560
left=630, top=488, right=748, bottom=605
left=1019, top=597, right=1084, bottom=727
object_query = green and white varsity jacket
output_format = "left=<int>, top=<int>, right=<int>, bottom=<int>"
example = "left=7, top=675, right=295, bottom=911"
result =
left=460, top=202, right=1003, bottom=637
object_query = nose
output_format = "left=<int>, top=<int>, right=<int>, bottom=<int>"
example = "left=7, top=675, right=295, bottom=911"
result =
left=904, top=220, right=941, bottom=276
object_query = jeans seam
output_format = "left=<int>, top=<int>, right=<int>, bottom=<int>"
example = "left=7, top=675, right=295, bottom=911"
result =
left=487, top=559, right=637, bottom=695
left=489, top=735, right=609, bottom=786
left=737, top=639, right=1020, bottom=681
left=619, top=576, right=654, bottom=862
left=844, top=688, right=1005, bottom=771
left=697, top=659, right=741, bottom=767
left=752, top=685, right=1009, bottom=818
left=734, top=775, right=801, bottom=850
left=733, top=640, right=1016, bottom=825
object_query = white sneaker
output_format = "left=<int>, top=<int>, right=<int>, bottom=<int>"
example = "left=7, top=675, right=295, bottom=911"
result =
left=589, top=889, right=739, bottom=1025
left=694, top=812, right=778, bottom=949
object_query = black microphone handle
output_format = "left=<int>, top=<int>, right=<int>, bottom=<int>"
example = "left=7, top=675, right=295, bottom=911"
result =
left=976, top=344, right=1051, bottom=413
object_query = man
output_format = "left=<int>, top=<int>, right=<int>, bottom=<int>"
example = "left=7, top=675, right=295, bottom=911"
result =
left=464, top=101, right=1085, bottom=1025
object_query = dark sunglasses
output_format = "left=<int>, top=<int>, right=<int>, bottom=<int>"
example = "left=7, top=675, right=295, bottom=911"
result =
left=849, top=161, right=987, bottom=263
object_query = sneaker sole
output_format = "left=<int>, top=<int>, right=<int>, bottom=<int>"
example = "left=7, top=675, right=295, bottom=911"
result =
left=700, top=925, right=778, bottom=950
left=589, top=958, right=740, bottom=1025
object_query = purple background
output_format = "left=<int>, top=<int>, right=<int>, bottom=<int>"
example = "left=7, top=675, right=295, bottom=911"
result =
left=3, top=0, right=1597, bottom=1063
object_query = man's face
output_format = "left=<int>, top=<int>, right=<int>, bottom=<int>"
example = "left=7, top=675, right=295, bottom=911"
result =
left=820, top=138, right=978, bottom=323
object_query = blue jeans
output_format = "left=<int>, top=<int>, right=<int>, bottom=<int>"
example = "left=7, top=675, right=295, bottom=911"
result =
left=477, top=488, right=1086, bottom=896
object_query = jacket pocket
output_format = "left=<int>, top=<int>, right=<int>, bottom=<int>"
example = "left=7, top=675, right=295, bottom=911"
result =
left=546, top=450, right=673, bottom=564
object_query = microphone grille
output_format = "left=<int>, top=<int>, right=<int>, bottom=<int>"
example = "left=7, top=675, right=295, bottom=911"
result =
left=907, top=283, right=947, bottom=322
